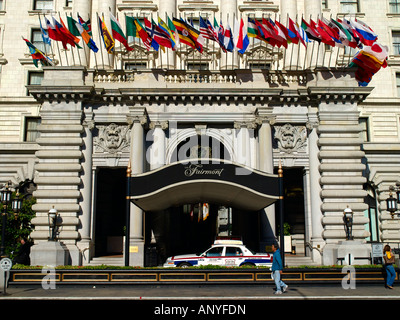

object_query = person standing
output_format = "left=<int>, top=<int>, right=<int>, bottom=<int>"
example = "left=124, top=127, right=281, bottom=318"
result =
left=383, top=244, right=396, bottom=289
left=271, top=243, right=288, bottom=294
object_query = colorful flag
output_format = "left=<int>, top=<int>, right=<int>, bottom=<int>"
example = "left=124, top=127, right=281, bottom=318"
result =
left=340, top=18, right=361, bottom=47
left=75, top=20, right=98, bottom=52
left=98, top=16, right=115, bottom=53
left=143, top=17, right=159, bottom=51
left=125, top=15, right=137, bottom=43
left=67, top=16, right=80, bottom=37
left=23, top=38, right=53, bottom=67
left=332, top=18, right=357, bottom=48
left=53, top=17, right=79, bottom=49
left=349, top=42, right=388, bottom=86
left=172, top=17, right=203, bottom=53
left=237, top=17, right=249, bottom=54
left=45, top=17, right=65, bottom=43
left=270, top=19, right=287, bottom=48
left=158, top=17, right=176, bottom=50
left=151, top=18, right=173, bottom=49
left=78, top=15, right=92, bottom=36
left=167, top=15, right=180, bottom=48
left=110, top=12, right=133, bottom=51
left=223, top=21, right=234, bottom=52
left=134, top=18, right=152, bottom=50
left=199, top=16, right=215, bottom=40
left=350, top=19, right=378, bottom=46
left=320, top=17, right=342, bottom=45
left=301, top=18, right=321, bottom=43
left=39, top=18, right=51, bottom=45
left=202, top=203, right=209, bottom=221
left=317, top=19, right=336, bottom=47
left=247, top=17, right=261, bottom=39
left=275, top=20, right=297, bottom=44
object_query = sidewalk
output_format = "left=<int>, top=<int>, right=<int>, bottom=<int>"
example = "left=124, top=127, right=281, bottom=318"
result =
left=3, top=283, right=400, bottom=300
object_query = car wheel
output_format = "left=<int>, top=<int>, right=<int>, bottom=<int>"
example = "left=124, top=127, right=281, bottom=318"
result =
left=240, top=262, right=255, bottom=267
left=178, top=262, right=192, bottom=268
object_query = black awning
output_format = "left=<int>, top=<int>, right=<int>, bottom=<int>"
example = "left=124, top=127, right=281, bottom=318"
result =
left=129, top=159, right=280, bottom=211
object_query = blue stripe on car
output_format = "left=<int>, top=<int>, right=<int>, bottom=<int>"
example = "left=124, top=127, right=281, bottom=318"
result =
left=174, top=260, right=198, bottom=266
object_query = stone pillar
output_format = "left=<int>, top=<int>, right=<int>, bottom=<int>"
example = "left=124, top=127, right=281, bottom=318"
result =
left=220, top=0, right=238, bottom=70
left=127, top=111, right=147, bottom=266
left=256, top=114, right=276, bottom=249
left=149, top=121, right=168, bottom=170
left=73, top=0, right=92, bottom=67
left=304, top=0, right=323, bottom=68
left=234, top=121, right=253, bottom=167
left=29, top=66, right=92, bottom=266
left=158, top=0, right=176, bottom=69
left=307, top=119, right=324, bottom=264
left=280, top=0, right=297, bottom=69
left=78, top=113, right=94, bottom=265
left=96, top=0, right=116, bottom=69
left=317, top=100, right=370, bottom=265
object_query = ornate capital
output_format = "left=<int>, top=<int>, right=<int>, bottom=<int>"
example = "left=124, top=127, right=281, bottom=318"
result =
left=149, top=121, right=169, bottom=130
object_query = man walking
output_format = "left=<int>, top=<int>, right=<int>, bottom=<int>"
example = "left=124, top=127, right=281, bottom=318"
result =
left=271, top=243, right=288, bottom=294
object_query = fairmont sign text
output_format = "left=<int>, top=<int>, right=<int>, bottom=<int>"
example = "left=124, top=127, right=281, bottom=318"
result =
left=184, top=164, right=224, bottom=177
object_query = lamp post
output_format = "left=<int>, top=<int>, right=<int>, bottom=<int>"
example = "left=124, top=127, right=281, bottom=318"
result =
left=343, top=206, right=354, bottom=241
left=48, top=206, right=58, bottom=241
left=0, top=182, right=22, bottom=257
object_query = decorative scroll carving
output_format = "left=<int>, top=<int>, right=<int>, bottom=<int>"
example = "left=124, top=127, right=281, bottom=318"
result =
left=93, top=123, right=131, bottom=154
left=274, top=123, right=307, bottom=153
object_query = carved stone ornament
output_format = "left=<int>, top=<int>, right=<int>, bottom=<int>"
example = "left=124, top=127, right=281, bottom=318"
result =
left=274, top=123, right=307, bottom=154
left=93, top=123, right=131, bottom=154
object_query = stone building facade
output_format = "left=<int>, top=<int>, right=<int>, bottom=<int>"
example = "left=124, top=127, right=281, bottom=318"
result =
left=0, top=0, right=400, bottom=266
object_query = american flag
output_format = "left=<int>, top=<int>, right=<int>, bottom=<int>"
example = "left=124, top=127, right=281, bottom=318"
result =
left=199, top=16, right=216, bottom=41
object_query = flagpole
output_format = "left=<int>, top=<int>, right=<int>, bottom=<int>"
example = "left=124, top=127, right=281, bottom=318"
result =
left=308, top=15, right=315, bottom=69
left=71, top=12, right=83, bottom=67
left=96, top=12, right=105, bottom=70
left=46, top=14, right=63, bottom=66
left=38, top=13, right=53, bottom=59
left=301, top=15, right=308, bottom=70
left=58, top=12, right=75, bottom=66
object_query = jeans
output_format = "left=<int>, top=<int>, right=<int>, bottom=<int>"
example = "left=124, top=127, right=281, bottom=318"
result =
left=385, top=264, right=396, bottom=287
left=272, top=270, right=287, bottom=292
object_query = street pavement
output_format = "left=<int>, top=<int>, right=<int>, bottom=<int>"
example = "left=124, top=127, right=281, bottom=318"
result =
left=1, top=284, right=397, bottom=318
left=2, top=283, right=400, bottom=300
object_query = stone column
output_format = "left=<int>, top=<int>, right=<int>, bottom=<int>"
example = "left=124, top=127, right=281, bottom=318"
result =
left=96, top=0, right=116, bottom=69
left=304, top=0, right=323, bottom=68
left=220, top=0, right=238, bottom=70
left=234, top=121, right=255, bottom=167
left=149, top=121, right=168, bottom=170
left=73, top=0, right=92, bottom=67
left=280, top=0, right=297, bottom=69
left=256, top=114, right=276, bottom=249
left=318, top=100, right=370, bottom=265
left=307, top=119, right=324, bottom=264
left=78, top=114, right=94, bottom=265
left=158, top=0, right=176, bottom=69
left=127, top=111, right=147, bottom=266
left=29, top=66, right=93, bottom=266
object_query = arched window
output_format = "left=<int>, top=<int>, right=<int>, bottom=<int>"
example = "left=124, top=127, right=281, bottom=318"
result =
left=170, top=135, right=231, bottom=163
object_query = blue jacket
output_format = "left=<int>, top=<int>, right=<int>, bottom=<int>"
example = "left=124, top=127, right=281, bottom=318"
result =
left=272, top=249, right=283, bottom=271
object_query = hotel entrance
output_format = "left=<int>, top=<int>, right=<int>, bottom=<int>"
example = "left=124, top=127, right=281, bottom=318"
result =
left=144, top=204, right=261, bottom=266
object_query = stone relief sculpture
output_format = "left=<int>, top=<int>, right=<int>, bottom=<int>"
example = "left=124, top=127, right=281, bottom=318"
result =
left=274, top=123, right=307, bottom=154
left=93, top=123, right=131, bottom=154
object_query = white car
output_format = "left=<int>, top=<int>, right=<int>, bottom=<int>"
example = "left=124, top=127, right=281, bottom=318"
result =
left=163, top=239, right=272, bottom=268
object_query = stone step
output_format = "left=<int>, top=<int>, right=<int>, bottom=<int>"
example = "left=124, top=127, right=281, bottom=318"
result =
left=89, top=256, right=125, bottom=266
left=284, top=255, right=319, bottom=267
